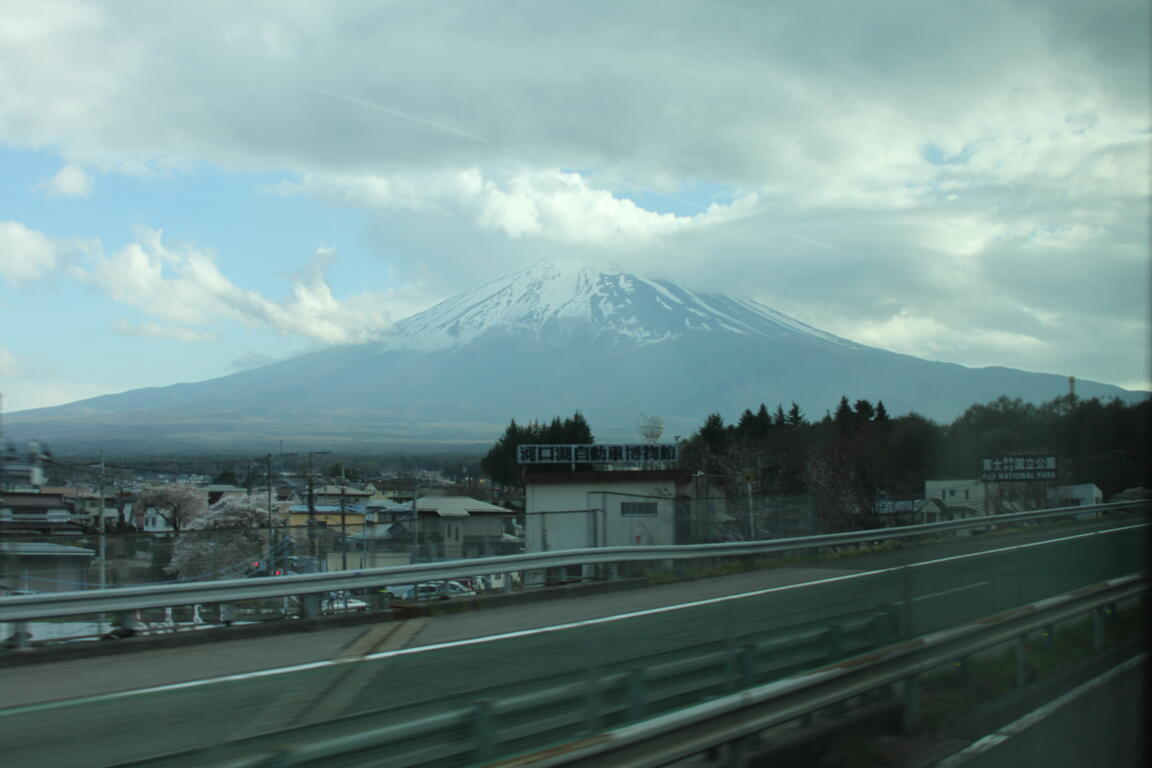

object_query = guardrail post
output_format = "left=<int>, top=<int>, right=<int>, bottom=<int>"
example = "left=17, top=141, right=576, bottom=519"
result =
left=1014, top=636, right=1030, bottom=688
left=471, top=699, right=495, bottom=763
left=219, top=603, right=234, bottom=626
left=1014, top=545, right=1025, bottom=607
left=583, top=673, right=602, bottom=734
left=872, top=608, right=893, bottom=647
left=954, top=656, right=970, bottom=682
left=111, top=610, right=138, bottom=638
left=722, top=735, right=752, bottom=768
left=1092, top=607, right=1106, bottom=651
left=738, top=643, right=757, bottom=689
left=826, top=623, right=843, bottom=660
left=610, top=562, right=620, bottom=581
left=6, top=620, right=31, bottom=650
left=299, top=594, right=321, bottom=619
left=627, top=668, right=647, bottom=721
left=584, top=633, right=603, bottom=734
left=901, top=674, right=920, bottom=732
left=899, top=567, right=913, bottom=638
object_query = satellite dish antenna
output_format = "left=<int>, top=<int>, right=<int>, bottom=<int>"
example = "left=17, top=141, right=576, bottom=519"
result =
left=638, top=414, right=664, bottom=443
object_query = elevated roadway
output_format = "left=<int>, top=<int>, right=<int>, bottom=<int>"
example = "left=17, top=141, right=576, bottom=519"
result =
left=2, top=513, right=1138, bottom=709
left=0, top=513, right=1145, bottom=767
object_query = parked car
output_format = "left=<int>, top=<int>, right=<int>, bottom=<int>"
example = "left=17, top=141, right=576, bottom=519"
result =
left=382, top=581, right=477, bottom=601
left=321, top=590, right=370, bottom=613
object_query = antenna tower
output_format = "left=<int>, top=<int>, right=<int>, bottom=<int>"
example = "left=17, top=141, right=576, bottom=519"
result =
left=638, top=413, right=664, bottom=443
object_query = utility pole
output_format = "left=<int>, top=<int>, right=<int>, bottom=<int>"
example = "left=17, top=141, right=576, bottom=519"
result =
left=304, top=450, right=331, bottom=566
left=745, top=473, right=756, bottom=541
left=264, top=454, right=274, bottom=530
left=97, top=452, right=107, bottom=634
left=339, top=485, right=347, bottom=571
left=410, top=478, right=419, bottom=564
left=262, top=453, right=274, bottom=574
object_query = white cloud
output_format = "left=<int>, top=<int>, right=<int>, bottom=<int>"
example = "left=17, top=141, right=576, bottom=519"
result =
left=829, top=311, right=1046, bottom=363
left=74, top=229, right=395, bottom=344
left=0, top=346, right=19, bottom=376
left=279, top=168, right=760, bottom=245
left=35, top=163, right=93, bottom=198
left=113, top=321, right=216, bottom=342
left=0, top=220, right=59, bottom=285
left=1, top=379, right=109, bottom=413
left=228, top=351, right=281, bottom=372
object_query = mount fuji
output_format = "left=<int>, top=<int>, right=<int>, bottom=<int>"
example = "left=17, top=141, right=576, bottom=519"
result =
left=6, top=261, right=1143, bottom=453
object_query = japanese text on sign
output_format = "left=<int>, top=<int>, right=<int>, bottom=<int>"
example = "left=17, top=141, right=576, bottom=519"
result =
left=516, top=443, right=679, bottom=464
left=981, top=455, right=1057, bottom=482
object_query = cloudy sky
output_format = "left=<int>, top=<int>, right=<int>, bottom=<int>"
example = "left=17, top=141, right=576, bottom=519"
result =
left=1, top=0, right=1149, bottom=413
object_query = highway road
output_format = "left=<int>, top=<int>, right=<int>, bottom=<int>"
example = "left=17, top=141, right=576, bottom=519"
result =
left=1, top=513, right=1141, bottom=710
left=0, top=514, right=1143, bottom=768
left=1, top=564, right=859, bottom=709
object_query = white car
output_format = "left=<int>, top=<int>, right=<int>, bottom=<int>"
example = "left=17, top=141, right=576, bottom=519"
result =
left=321, top=591, right=370, bottom=613
left=383, top=581, right=476, bottom=601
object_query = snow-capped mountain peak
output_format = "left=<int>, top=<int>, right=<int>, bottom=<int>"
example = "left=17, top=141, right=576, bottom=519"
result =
left=378, top=260, right=857, bottom=352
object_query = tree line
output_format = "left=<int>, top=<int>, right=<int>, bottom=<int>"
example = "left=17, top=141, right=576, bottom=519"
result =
left=678, top=394, right=1150, bottom=529
left=478, top=395, right=1149, bottom=531
left=480, top=411, right=594, bottom=487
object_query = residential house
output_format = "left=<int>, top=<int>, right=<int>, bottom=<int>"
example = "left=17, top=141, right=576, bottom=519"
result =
left=0, top=491, right=91, bottom=535
left=1, top=541, right=95, bottom=593
left=311, top=484, right=373, bottom=508
left=285, top=504, right=368, bottom=535
left=409, top=496, right=516, bottom=560
left=923, top=479, right=987, bottom=517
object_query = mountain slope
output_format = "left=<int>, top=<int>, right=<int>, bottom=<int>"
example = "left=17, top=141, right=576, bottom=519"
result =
left=6, top=261, right=1144, bottom=452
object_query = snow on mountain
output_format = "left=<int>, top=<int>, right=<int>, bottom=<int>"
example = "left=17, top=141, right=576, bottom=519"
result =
left=378, top=260, right=858, bottom=352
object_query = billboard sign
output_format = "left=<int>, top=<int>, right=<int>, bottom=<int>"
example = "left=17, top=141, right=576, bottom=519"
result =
left=981, top=455, right=1057, bottom=482
left=517, top=443, right=678, bottom=464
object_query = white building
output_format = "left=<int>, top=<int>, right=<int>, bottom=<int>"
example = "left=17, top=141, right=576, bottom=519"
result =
left=523, top=469, right=703, bottom=585
left=1046, top=483, right=1103, bottom=508
left=923, top=479, right=987, bottom=513
left=524, top=470, right=702, bottom=552
left=0, top=440, right=48, bottom=491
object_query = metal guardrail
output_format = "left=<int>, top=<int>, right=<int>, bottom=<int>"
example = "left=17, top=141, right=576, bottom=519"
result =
left=504, top=574, right=1149, bottom=768
left=0, top=500, right=1145, bottom=623
left=0, top=525, right=1146, bottom=768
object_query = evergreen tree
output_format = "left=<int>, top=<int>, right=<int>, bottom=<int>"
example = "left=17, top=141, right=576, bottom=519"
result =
left=833, top=396, right=854, bottom=432
left=565, top=410, right=594, bottom=443
left=480, top=411, right=596, bottom=487
left=480, top=419, right=526, bottom=488
left=773, top=404, right=787, bottom=428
